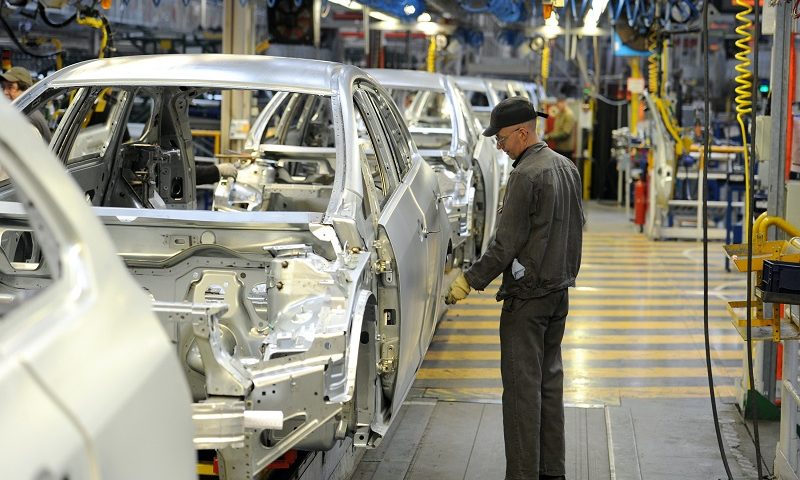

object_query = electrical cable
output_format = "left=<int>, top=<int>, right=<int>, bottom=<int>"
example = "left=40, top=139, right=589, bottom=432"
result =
left=36, top=2, right=75, bottom=28
left=747, top=0, right=771, bottom=476
left=0, top=11, right=62, bottom=58
left=702, top=0, right=734, bottom=473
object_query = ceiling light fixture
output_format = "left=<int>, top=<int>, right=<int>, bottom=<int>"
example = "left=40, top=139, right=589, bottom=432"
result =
left=328, top=0, right=362, bottom=10
left=369, top=10, right=397, bottom=21
left=417, top=12, right=431, bottom=22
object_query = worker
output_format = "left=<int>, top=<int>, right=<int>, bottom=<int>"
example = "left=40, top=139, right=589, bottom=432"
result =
left=544, top=90, right=576, bottom=164
left=1, top=67, right=51, bottom=143
left=445, top=96, right=583, bottom=480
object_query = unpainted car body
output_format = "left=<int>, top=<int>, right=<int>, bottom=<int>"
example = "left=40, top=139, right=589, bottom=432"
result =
left=13, top=54, right=450, bottom=479
left=0, top=98, right=195, bottom=478
left=455, top=76, right=544, bottom=204
left=366, top=68, right=499, bottom=261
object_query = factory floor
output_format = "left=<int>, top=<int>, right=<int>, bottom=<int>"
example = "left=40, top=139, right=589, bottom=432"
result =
left=352, top=201, right=779, bottom=480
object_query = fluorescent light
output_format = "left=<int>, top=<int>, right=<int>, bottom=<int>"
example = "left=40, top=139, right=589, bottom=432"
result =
left=328, top=0, right=362, bottom=10
left=403, top=4, right=416, bottom=15
left=418, top=21, right=441, bottom=35
left=542, top=12, right=561, bottom=38
left=417, top=12, right=431, bottom=22
left=369, top=10, right=396, bottom=21
left=583, top=0, right=609, bottom=26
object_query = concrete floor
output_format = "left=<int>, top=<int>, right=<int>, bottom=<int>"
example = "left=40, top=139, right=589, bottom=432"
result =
left=348, top=201, right=780, bottom=480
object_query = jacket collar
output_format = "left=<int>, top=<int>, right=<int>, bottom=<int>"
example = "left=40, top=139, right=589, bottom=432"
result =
left=512, top=141, right=548, bottom=169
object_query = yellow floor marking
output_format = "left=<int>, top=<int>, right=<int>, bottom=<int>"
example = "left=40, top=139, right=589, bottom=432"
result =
left=488, top=280, right=743, bottom=288
left=442, top=320, right=734, bottom=330
left=421, top=385, right=737, bottom=403
left=570, top=288, right=731, bottom=296
left=416, top=366, right=739, bottom=379
left=447, top=308, right=730, bottom=317
left=424, top=349, right=742, bottom=361
left=434, top=334, right=743, bottom=345
left=580, top=262, right=716, bottom=268
left=574, top=271, right=737, bottom=279
left=580, top=262, right=733, bottom=275
left=459, top=297, right=716, bottom=306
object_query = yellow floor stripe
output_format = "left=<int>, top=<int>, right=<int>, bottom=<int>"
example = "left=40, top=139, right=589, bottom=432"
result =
left=571, top=287, right=732, bottom=296
left=416, top=366, right=739, bottom=379
left=447, top=308, right=730, bottom=317
left=424, top=349, right=742, bottom=361
left=434, top=334, right=743, bottom=345
left=421, top=386, right=736, bottom=401
left=489, top=280, right=743, bottom=287
left=580, top=262, right=727, bottom=275
left=442, top=320, right=734, bottom=330
left=459, top=297, right=716, bottom=306
left=574, top=271, right=737, bottom=279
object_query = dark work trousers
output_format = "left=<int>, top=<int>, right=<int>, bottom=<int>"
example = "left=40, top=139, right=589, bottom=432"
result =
left=500, top=288, right=568, bottom=480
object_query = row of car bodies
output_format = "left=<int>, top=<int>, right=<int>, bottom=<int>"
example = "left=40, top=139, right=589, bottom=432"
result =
left=454, top=76, right=544, bottom=205
left=3, top=54, right=534, bottom=479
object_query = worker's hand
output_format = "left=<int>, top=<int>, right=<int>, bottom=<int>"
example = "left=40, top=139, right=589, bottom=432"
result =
left=445, top=273, right=471, bottom=305
left=217, top=163, right=238, bottom=180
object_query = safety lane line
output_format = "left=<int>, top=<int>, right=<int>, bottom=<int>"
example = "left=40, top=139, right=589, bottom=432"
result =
left=440, top=320, right=734, bottom=329
left=419, top=386, right=737, bottom=400
left=458, top=297, right=720, bottom=306
left=423, top=349, right=742, bottom=360
left=431, top=334, right=743, bottom=345
left=446, top=308, right=731, bottom=317
left=415, top=367, right=740, bottom=379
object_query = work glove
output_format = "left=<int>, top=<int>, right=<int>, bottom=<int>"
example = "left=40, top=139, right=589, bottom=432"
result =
left=445, top=273, right=471, bottom=305
left=217, top=163, right=238, bottom=180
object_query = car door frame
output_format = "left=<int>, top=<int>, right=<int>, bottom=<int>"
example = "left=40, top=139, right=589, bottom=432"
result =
left=353, top=82, right=434, bottom=416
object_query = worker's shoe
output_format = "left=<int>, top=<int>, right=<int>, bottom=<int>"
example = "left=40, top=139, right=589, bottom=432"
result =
left=539, top=475, right=566, bottom=480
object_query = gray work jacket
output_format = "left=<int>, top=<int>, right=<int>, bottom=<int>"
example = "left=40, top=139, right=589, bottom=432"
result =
left=464, top=142, right=583, bottom=300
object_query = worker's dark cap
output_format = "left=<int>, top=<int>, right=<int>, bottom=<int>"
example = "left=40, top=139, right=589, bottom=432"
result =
left=0, top=67, right=32, bottom=89
left=482, top=96, right=548, bottom=137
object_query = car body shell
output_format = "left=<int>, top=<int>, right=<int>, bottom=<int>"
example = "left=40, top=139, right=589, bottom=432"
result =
left=455, top=76, right=545, bottom=205
left=0, top=97, right=195, bottom=478
left=13, top=54, right=450, bottom=479
left=366, top=68, right=499, bottom=257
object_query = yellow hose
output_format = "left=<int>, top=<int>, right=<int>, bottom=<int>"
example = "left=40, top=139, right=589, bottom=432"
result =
left=648, top=29, right=658, bottom=94
left=77, top=14, right=108, bottom=59
left=426, top=36, right=436, bottom=72
left=756, top=216, right=800, bottom=239
left=734, top=0, right=753, bottom=236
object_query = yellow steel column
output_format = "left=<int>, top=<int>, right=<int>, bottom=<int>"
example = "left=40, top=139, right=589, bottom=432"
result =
left=629, top=58, right=641, bottom=136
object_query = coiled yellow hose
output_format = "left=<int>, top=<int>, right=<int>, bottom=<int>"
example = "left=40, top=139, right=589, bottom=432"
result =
left=541, top=42, right=551, bottom=85
left=648, top=29, right=658, bottom=94
left=427, top=36, right=436, bottom=72
left=734, top=0, right=753, bottom=234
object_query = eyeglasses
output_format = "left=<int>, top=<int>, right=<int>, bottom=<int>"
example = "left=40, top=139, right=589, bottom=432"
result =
left=495, top=127, right=523, bottom=146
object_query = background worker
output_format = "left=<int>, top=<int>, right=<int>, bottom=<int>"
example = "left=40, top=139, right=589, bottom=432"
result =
left=1, top=67, right=51, bottom=143
left=544, top=88, right=576, bottom=164
left=445, top=96, right=583, bottom=480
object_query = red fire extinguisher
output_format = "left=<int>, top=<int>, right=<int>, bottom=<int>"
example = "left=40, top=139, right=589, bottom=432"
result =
left=634, top=176, right=647, bottom=232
